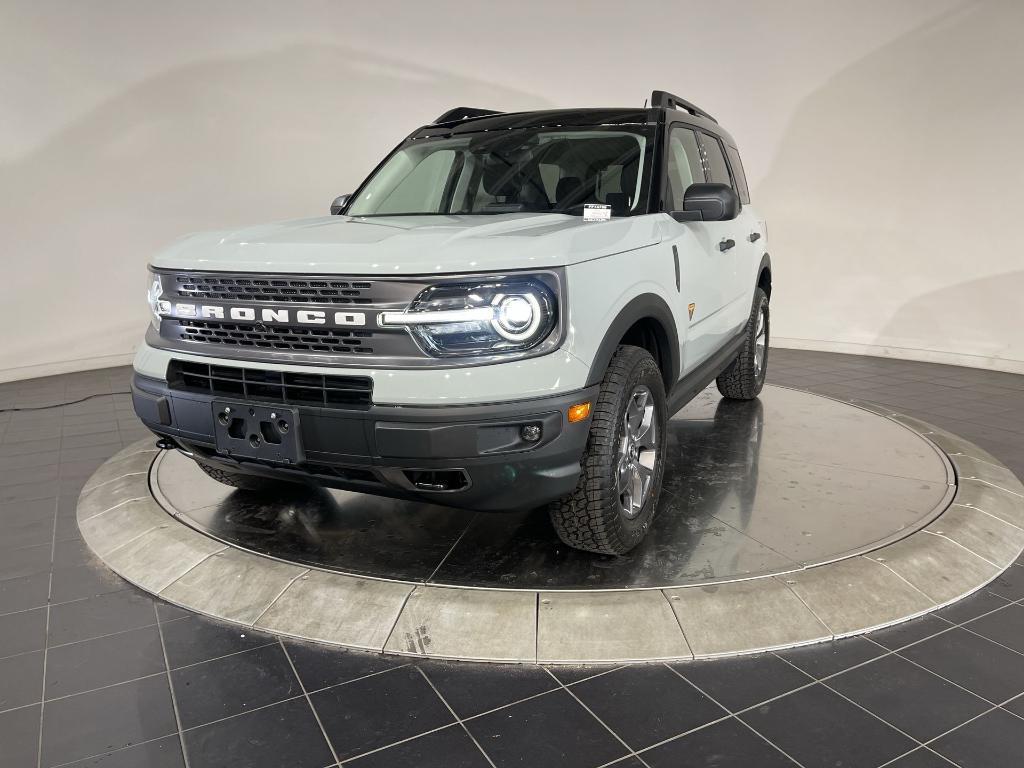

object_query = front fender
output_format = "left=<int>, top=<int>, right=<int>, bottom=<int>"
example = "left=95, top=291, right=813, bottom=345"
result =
left=584, top=293, right=680, bottom=387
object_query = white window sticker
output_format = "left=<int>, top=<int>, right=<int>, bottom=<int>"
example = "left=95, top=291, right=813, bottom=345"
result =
left=583, top=204, right=611, bottom=222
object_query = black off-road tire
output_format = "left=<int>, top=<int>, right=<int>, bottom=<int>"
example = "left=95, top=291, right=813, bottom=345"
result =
left=548, top=345, right=667, bottom=555
left=195, top=460, right=280, bottom=492
left=716, top=288, right=770, bottom=400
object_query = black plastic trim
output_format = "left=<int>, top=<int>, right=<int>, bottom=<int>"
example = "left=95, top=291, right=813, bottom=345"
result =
left=757, top=252, right=773, bottom=299
left=650, top=90, right=718, bottom=123
left=434, top=107, right=503, bottom=124
left=666, top=329, right=746, bottom=415
left=585, top=294, right=680, bottom=389
left=133, top=373, right=600, bottom=512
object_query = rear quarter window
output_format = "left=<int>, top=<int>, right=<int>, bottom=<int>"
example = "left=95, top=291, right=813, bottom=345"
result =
left=724, top=145, right=751, bottom=205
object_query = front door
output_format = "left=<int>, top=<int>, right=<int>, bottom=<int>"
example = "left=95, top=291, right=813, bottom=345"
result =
left=698, top=131, right=756, bottom=335
left=663, top=125, right=735, bottom=374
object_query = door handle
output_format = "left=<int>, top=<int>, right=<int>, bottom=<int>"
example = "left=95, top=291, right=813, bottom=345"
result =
left=719, top=239, right=736, bottom=252
left=749, top=232, right=761, bottom=242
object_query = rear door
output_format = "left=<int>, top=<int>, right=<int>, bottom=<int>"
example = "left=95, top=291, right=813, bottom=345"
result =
left=663, top=124, right=733, bottom=373
left=698, top=131, right=759, bottom=334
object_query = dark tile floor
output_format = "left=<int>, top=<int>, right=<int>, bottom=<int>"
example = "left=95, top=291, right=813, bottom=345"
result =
left=0, top=351, right=1023, bottom=768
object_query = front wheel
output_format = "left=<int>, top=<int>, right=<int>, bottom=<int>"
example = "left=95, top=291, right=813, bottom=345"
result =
left=548, top=345, right=667, bottom=555
left=716, top=287, right=769, bottom=400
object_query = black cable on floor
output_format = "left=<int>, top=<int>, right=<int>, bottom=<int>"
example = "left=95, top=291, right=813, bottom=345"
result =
left=0, top=391, right=132, bottom=414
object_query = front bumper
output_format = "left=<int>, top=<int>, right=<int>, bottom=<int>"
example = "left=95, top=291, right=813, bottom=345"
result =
left=132, top=373, right=598, bottom=512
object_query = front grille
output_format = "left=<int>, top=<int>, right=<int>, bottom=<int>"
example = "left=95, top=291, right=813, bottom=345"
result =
left=168, top=361, right=372, bottom=408
left=173, top=275, right=374, bottom=305
left=173, top=320, right=374, bottom=354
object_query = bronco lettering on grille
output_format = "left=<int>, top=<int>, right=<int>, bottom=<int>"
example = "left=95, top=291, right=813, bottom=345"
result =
left=164, top=303, right=366, bottom=327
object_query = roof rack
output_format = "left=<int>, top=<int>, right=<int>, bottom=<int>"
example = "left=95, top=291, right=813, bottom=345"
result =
left=650, top=90, right=717, bottom=124
left=433, top=107, right=503, bottom=124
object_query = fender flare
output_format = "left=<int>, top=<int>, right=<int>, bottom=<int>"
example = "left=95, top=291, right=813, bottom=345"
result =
left=584, top=293, right=680, bottom=388
left=757, top=252, right=772, bottom=298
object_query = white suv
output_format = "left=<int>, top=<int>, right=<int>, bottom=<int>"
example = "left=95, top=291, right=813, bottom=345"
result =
left=133, top=90, right=772, bottom=555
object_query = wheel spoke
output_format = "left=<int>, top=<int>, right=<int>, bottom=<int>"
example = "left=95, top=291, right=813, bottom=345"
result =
left=634, top=406, right=655, bottom=447
left=616, top=458, right=630, bottom=494
left=637, top=448, right=657, bottom=474
left=616, top=384, right=660, bottom=520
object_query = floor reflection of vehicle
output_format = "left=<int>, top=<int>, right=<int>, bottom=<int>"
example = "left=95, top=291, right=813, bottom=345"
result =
left=664, top=395, right=765, bottom=531
left=160, top=384, right=949, bottom=589
left=182, top=392, right=766, bottom=587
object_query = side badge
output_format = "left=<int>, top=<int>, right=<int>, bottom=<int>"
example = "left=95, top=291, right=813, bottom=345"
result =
left=688, top=303, right=696, bottom=321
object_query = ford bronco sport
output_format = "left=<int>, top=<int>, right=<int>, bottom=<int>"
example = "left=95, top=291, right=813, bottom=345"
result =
left=133, top=90, right=772, bottom=555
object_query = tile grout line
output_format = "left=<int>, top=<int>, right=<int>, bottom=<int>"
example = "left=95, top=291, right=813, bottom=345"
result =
left=948, top=620, right=1024, bottom=663
left=765, top=618, right=1024, bottom=749
left=963, top=477, right=1024, bottom=499
left=34, top=492, right=59, bottom=768
left=877, top=744, right=965, bottom=768
left=660, top=591, right=695, bottom=660
left=80, top=470, right=148, bottom=495
left=77, top=495, right=150, bottom=526
left=32, top=639, right=287, bottom=709
left=332, top=721, right=463, bottom=764
left=45, top=733, right=180, bottom=768
left=919, top=529, right=1002, bottom=568
left=815, top=676, right=929, bottom=751
left=886, top=692, right=1024, bottom=765
left=379, top=586, right=417, bottom=654
left=541, top=667, right=654, bottom=768
left=83, top=523, right=163, bottom=565
left=775, top=576, right=836, bottom=638
left=866, top=555, right=941, bottom=607
left=423, top=512, right=480, bottom=585
left=279, top=639, right=342, bottom=767
left=962, top=502, right=1024, bottom=533
left=416, top=666, right=498, bottom=768
left=34, top=409, right=73, bottom=768
left=663, top=663, right=810, bottom=768
left=168, top=663, right=418, bottom=742
left=534, top=592, right=540, bottom=663
left=154, top=546, right=229, bottom=599
left=250, top=569, right=310, bottom=628
left=39, top=612, right=194, bottom=655
left=153, top=603, right=192, bottom=768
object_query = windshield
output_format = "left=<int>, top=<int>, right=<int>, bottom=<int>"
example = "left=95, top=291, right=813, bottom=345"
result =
left=347, top=126, right=655, bottom=217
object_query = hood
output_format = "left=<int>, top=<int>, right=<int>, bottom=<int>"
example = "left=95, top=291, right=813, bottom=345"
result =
left=151, top=212, right=665, bottom=275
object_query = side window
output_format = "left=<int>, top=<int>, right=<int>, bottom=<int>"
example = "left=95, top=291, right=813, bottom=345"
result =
left=665, top=127, right=704, bottom=210
left=700, top=133, right=734, bottom=190
left=725, top=145, right=751, bottom=204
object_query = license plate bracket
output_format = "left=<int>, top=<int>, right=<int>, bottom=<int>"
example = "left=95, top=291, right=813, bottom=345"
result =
left=212, top=401, right=303, bottom=465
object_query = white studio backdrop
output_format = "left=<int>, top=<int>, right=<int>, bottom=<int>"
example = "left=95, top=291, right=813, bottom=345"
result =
left=1, top=0, right=1021, bottom=382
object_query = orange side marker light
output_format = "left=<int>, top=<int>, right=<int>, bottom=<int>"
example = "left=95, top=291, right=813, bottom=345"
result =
left=567, top=401, right=592, bottom=423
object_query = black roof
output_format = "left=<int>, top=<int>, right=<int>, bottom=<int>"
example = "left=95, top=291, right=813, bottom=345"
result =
left=412, top=92, right=736, bottom=147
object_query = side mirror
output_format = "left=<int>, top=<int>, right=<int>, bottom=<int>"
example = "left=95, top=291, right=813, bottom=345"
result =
left=330, top=194, right=352, bottom=215
left=671, top=183, right=739, bottom=222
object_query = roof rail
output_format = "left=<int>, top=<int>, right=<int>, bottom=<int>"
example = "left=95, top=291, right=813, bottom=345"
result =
left=650, top=90, right=717, bottom=124
left=433, top=106, right=503, bottom=124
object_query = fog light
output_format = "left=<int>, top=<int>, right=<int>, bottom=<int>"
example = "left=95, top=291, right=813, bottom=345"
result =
left=521, top=424, right=542, bottom=442
left=567, top=401, right=592, bottom=423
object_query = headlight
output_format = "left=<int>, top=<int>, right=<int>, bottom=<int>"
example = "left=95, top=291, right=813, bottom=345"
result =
left=146, top=272, right=168, bottom=329
left=380, top=277, right=558, bottom=357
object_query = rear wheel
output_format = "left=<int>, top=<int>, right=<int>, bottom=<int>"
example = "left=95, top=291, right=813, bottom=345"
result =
left=195, top=460, right=283, bottom=492
left=716, top=287, right=769, bottom=400
left=548, top=345, right=667, bottom=555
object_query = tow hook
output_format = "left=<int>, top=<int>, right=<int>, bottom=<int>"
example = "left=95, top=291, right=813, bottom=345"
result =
left=155, top=438, right=175, bottom=451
